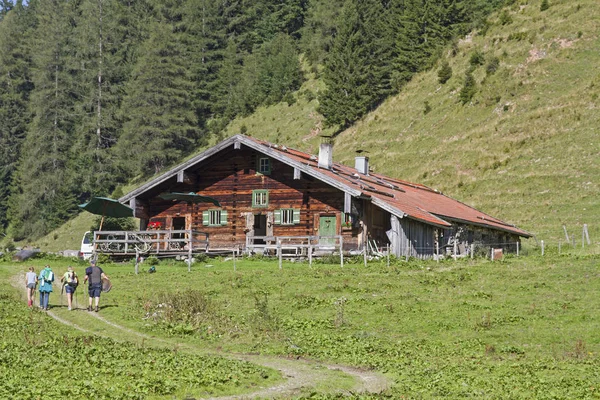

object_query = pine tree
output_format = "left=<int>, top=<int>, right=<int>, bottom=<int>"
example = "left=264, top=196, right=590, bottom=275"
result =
left=0, top=2, right=34, bottom=232
left=438, top=60, right=453, bottom=84
left=255, top=33, right=302, bottom=106
left=117, top=3, right=200, bottom=177
left=70, top=0, right=143, bottom=197
left=184, top=0, right=227, bottom=129
left=212, top=38, right=244, bottom=123
left=459, top=71, right=477, bottom=104
left=9, top=0, right=80, bottom=239
left=299, top=0, right=345, bottom=66
left=319, top=0, right=394, bottom=128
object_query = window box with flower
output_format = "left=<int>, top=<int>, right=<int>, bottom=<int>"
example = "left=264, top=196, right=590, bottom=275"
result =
left=148, top=221, right=162, bottom=230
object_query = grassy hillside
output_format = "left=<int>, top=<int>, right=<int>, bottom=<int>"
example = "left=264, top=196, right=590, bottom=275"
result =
left=224, top=0, right=600, bottom=244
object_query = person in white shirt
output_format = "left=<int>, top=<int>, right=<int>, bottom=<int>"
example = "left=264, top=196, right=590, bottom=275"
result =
left=25, top=267, right=37, bottom=307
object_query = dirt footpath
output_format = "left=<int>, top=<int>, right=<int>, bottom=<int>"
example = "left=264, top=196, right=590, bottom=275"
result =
left=11, top=271, right=391, bottom=399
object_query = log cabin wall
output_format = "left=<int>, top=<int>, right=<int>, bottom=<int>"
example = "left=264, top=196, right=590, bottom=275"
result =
left=146, top=146, right=362, bottom=250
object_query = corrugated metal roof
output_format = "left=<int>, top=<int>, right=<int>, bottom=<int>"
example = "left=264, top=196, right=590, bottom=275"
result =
left=245, top=136, right=530, bottom=237
left=120, top=134, right=530, bottom=237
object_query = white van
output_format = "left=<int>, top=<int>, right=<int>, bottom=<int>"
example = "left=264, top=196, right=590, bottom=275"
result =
left=79, top=231, right=94, bottom=260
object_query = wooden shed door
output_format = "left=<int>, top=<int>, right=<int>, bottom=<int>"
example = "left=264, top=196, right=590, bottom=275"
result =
left=319, top=216, right=336, bottom=246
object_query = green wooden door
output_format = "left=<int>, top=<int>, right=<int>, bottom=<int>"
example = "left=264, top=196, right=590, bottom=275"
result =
left=319, top=216, right=337, bottom=246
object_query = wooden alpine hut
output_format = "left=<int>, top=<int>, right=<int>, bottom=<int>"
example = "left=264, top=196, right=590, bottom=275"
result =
left=118, top=134, right=530, bottom=259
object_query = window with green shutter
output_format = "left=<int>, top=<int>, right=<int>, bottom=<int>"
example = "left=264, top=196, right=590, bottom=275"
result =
left=252, top=190, right=268, bottom=207
left=203, top=209, right=227, bottom=226
left=275, top=208, right=300, bottom=225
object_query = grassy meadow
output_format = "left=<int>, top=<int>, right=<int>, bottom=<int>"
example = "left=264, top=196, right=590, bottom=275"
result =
left=3, top=251, right=600, bottom=398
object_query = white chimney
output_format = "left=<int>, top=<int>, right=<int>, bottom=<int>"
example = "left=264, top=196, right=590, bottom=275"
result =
left=318, top=138, right=333, bottom=169
left=355, top=156, right=369, bottom=175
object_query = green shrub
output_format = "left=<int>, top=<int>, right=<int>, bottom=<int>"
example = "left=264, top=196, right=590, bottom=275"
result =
left=499, top=9, right=512, bottom=25
left=423, top=101, right=432, bottom=115
left=486, top=56, right=500, bottom=75
left=469, top=50, right=485, bottom=66
left=282, top=92, right=296, bottom=106
left=459, top=72, right=477, bottom=105
left=437, top=60, right=453, bottom=84
left=540, top=0, right=549, bottom=12
left=146, top=256, right=160, bottom=266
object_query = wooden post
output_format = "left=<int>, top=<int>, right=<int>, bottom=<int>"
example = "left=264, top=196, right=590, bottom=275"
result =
left=582, top=226, right=585, bottom=249
left=516, top=242, right=520, bottom=257
left=436, top=241, right=439, bottom=263
left=308, top=242, right=313, bottom=268
left=124, top=231, right=129, bottom=254
left=188, top=243, right=192, bottom=272
left=233, top=250, right=236, bottom=272
left=278, top=240, right=282, bottom=270
left=453, top=241, right=457, bottom=261
left=490, top=247, right=494, bottom=260
left=135, top=249, right=139, bottom=275
left=541, top=240, right=545, bottom=256
left=386, top=244, right=390, bottom=268
left=583, top=224, right=591, bottom=245
left=363, top=241, right=368, bottom=267
left=339, top=236, right=344, bottom=268
left=470, top=243, right=474, bottom=259
left=563, top=225, right=569, bottom=243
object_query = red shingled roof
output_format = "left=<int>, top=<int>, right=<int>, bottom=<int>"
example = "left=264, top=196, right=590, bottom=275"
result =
left=247, top=136, right=530, bottom=237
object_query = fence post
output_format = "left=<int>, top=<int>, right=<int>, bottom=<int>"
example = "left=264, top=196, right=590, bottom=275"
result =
left=471, top=243, right=474, bottom=259
left=436, top=242, right=439, bottom=263
left=387, top=244, right=390, bottom=268
left=516, top=241, right=519, bottom=257
left=135, top=249, right=139, bottom=275
left=339, top=236, right=344, bottom=268
left=363, top=244, right=368, bottom=267
left=490, top=247, right=494, bottom=260
left=188, top=244, right=192, bottom=272
left=278, top=240, right=282, bottom=270
left=453, top=241, right=457, bottom=261
left=309, top=241, right=313, bottom=268
left=233, top=250, right=236, bottom=272
left=541, top=240, right=545, bottom=256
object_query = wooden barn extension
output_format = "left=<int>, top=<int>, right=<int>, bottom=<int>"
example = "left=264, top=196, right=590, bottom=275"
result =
left=116, top=134, right=530, bottom=259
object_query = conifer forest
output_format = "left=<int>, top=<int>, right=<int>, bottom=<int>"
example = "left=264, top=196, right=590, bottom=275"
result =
left=0, top=0, right=506, bottom=240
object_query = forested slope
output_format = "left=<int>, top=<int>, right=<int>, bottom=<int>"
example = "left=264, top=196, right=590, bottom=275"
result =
left=0, top=0, right=501, bottom=242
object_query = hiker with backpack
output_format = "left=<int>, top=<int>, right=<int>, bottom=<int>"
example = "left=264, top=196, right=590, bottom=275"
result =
left=60, top=266, right=78, bottom=311
left=38, top=265, right=54, bottom=310
left=25, top=266, right=37, bottom=307
left=84, top=261, right=110, bottom=312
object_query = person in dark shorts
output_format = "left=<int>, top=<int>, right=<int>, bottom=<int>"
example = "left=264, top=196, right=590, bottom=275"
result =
left=84, top=261, right=110, bottom=312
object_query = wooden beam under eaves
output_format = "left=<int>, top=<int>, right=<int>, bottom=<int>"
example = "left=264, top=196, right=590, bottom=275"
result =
left=129, top=197, right=149, bottom=219
left=294, top=168, right=301, bottom=180
left=177, top=170, right=196, bottom=184
left=344, top=192, right=351, bottom=213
